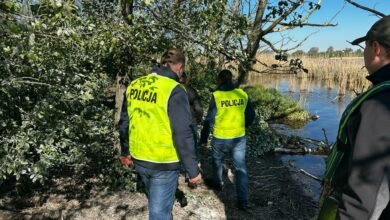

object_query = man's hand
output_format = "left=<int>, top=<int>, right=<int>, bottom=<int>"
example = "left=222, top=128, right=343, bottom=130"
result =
left=188, top=173, right=202, bottom=183
left=200, top=143, right=207, bottom=148
left=120, top=155, right=133, bottom=166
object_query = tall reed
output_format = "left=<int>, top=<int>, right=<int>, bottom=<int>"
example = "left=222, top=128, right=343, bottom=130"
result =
left=251, top=54, right=371, bottom=95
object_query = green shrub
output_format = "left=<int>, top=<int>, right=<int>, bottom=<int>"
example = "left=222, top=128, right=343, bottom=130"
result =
left=0, top=1, right=140, bottom=187
left=244, top=85, right=309, bottom=121
left=243, top=85, right=310, bottom=155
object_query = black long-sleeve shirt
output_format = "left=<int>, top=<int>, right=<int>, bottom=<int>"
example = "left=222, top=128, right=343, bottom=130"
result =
left=184, top=84, right=203, bottom=124
left=118, top=66, right=199, bottom=178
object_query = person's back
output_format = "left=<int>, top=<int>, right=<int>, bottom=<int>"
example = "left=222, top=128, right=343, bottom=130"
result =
left=126, top=74, right=180, bottom=163
left=212, top=88, right=247, bottom=139
left=200, top=69, right=255, bottom=211
left=119, top=48, right=201, bottom=220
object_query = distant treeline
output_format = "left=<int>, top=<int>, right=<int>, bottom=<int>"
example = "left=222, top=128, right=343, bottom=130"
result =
left=262, top=46, right=364, bottom=58
left=292, top=46, right=363, bottom=57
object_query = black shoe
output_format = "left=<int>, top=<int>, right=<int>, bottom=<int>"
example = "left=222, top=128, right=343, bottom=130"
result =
left=175, top=189, right=188, bottom=207
left=237, top=202, right=249, bottom=211
left=179, top=195, right=188, bottom=207
left=204, top=178, right=223, bottom=191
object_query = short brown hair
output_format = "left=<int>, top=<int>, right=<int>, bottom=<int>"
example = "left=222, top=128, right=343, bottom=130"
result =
left=161, top=48, right=186, bottom=66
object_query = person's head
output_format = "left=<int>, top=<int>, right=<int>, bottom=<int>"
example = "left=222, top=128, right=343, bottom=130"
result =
left=161, top=48, right=186, bottom=78
left=218, top=69, right=233, bottom=85
left=351, top=16, right=390, bottom=74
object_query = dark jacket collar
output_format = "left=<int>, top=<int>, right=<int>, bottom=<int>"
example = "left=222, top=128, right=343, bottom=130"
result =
left=366, top=63, right=390, bottom=85
left=216, top=82, right=236, bottom=91
left=151, top=66, right=179, bottom=82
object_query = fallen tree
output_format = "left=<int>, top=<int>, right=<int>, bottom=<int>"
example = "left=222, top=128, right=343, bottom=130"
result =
left=274, top=135, right=331, bottom=155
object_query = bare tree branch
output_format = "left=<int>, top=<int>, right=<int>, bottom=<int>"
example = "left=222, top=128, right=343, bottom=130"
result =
left=277, top=21, right=336, bottom=28
left=299, top=0, right=321, bottom=23
left=262, top=30, right=318, bottom=53
left=262, top=1, right=304, bottom=35
left=11, top=80, right=53, bottom=87
left=144, top=5, right=247, bottom=64
left=345, top=0, right=386, bottom=17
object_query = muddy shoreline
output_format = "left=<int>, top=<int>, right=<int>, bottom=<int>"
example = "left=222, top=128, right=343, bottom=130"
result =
left=0, top=152, right=318, bottom=220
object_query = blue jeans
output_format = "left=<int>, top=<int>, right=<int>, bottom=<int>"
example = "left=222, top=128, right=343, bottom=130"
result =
left=211, top=136, right=248, bottom=204
left=134, top=164, right=179, bottom=220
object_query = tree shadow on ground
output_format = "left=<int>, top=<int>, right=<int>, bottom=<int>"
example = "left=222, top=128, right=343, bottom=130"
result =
left=0, top=171, right=148, bottom=220
left=199, top=147, right=317, bottom=220
left=0, top=150, right=318, bottom=220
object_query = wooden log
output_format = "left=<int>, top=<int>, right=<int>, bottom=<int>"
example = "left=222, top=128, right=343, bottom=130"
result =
left=274, top=146, right=329, bottom=155
left=299, top=169, right=321, bottom=182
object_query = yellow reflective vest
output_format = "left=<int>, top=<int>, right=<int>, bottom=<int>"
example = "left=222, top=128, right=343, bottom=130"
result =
left=213, top=89, right=248, bottom=139
left=126, top=74, right=180, bottom=163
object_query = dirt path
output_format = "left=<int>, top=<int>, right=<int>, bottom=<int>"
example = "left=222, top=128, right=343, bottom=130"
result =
left=0, top=153, right=318, bottom=220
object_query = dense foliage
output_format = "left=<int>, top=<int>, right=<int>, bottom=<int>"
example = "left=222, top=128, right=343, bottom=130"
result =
left=0, top=0, right=157, bottom=187
left=0, top=0, right=310, bottom=189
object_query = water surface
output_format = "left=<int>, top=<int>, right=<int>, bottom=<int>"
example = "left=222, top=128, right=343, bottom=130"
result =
left=248, top=74, right=355, bottom=201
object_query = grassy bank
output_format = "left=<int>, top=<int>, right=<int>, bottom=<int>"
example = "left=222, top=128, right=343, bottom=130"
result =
left=244, top=85, right=310, bottom=156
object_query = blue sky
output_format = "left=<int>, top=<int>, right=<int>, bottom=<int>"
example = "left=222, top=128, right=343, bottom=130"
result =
left=273, top=0, right=390, bottom=52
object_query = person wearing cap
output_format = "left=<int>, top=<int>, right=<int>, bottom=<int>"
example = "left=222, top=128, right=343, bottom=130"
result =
left=318, top=16, right=390, bottom=220
left=199, top=69, right=255, bottom=211
left=118, top=48, right=202, bottom=220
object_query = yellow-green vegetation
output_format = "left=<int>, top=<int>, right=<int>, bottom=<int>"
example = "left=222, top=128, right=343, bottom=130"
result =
left=286, top=111, right=311, bottom=121
left=299, top=56, right=369, bottom=95
left=252, top=53, right=371, bottom=95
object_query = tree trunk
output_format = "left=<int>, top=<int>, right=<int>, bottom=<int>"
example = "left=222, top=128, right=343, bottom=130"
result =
left=114, top=0, right=134, bottom=151
left=237, top=0, right=267, bottom=85
left=121, top=0, right=134, bottom=25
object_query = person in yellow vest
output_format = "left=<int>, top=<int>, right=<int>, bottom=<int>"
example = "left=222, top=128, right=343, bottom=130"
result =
left=118, top=48, right=202, bottom=220
left=200, top=69, right=255, bottom=211
left=318, top=16, right=390, bottom=220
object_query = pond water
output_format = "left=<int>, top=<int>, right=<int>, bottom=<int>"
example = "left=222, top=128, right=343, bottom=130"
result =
left=247, top=74, right=356, bottom=201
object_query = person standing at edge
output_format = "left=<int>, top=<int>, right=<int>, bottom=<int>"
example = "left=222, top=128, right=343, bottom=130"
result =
left=199, top=69, right=255, bottom=211
left=318, top=16, right=390, bottom=220
left=179, top=72, right=203, bottom=189
left=118, top=48, right=202, bottom=220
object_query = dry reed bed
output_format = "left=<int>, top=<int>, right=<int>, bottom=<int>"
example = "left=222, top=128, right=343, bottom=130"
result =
left=252, top=54, right=371, bottom=95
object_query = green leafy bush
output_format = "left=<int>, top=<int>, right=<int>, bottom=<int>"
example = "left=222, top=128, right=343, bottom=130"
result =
left=244, top=85, right=310, bottom=155
left=0, top=1, right=139, bottom=187
left=244, top=85, right=309, bottom=121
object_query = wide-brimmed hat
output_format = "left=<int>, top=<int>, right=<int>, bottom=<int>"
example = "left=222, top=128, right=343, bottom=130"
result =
left=351, top=16, right=390, bottom=47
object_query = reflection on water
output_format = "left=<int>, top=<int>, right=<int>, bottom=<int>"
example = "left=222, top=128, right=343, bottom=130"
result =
left=247, top=74, right=356, bottom=202
left=246, top=74, right=354, bottom=139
